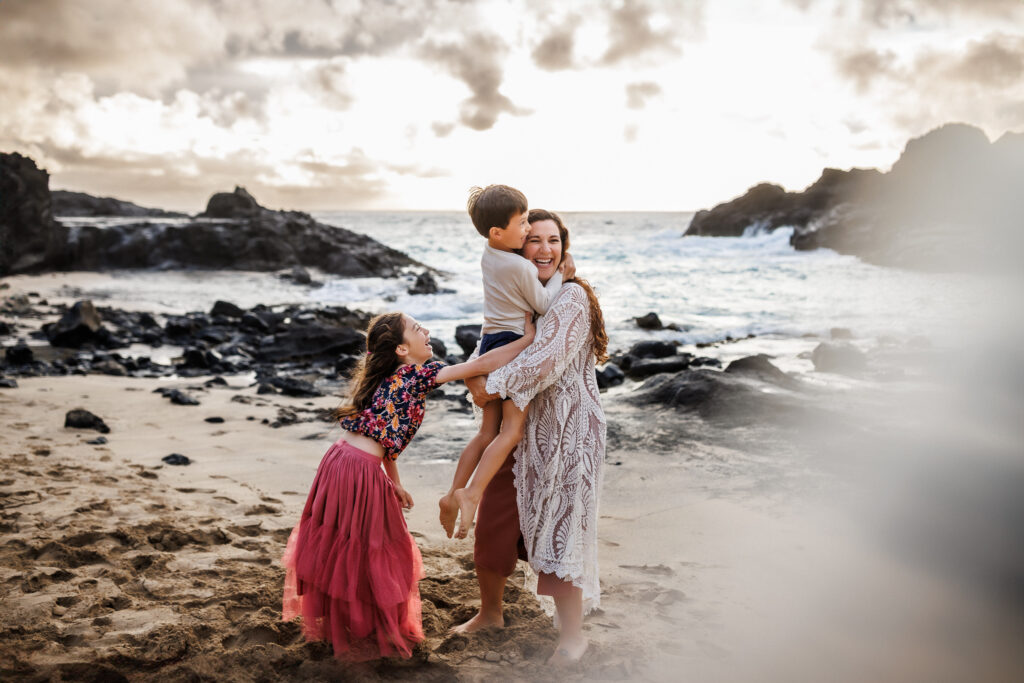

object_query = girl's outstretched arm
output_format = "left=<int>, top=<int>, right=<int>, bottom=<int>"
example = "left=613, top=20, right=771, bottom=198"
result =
left=434, top=313, right=535, bottom=385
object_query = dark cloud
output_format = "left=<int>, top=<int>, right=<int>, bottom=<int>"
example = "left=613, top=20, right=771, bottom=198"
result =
left=310, top=59, right=354, bottom=110
left=625, top=81, right=662, bottom=109
left=532, top=17, right=580, bottom=71
left=942, top=33, right=1024, bottom=87
left=834, top=47, right=899, bottom=92
left=601, top=0, right=681, bottom=65
left=0, top=0, right=225, bottom=96
left=830, top=31, right=1024, bottom=134
left=421, top=33, right=525, bottom=131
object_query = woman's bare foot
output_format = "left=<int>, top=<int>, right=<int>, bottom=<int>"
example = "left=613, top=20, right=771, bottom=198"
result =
left=438, top=492, right=458, bottom=538
left=547, top=636, right=588, bottom=666
left=450, top=610, right=504, bottom=634
left=452, top=488, right=480, bottom=539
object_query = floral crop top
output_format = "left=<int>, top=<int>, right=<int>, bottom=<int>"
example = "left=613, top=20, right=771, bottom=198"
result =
left=339, top=361, right=445, bottom=461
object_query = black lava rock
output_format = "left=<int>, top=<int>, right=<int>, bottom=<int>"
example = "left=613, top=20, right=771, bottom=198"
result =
left=625, top=356, right=692, bottom=380
left=635, top=312, right=664, bottom=330
left=210, top=300, right=245, bottom=318
left=408, top=271, right=439, bottom=295
left=0, top=378, right=18, bottom=388
left=5, top=342, right=34, bottom=365
left=429, top=338, right=447, bottom=359
left=455, top=324, right=482, bottom=357
left=268, top=376, right=323, bottom=397
left=811, top=342, right=867, bottom=374
left=725, top=354, right=797, bottom=387
left=596, top=363, right=625, bottom=389
left=154, top=388, right=200, bottom=405
left=628, top=340, right=677, bottom=359
left=204, top=416, right=225, bottom=424
left=162, top=453, right=191, bottom=466
left=65, top=409, right=110, bottom=433
left=46, top=300, right=103, bottom=347
left=85, top=436, right=108, bottom=445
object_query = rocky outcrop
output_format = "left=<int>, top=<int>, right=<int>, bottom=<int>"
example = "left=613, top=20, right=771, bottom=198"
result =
left=686, top=123, right=1024, bottom=270
left=0, top=154, right=422, bottom=277
left=200, top=186, right=260, bottom=219
left=64, top=198, right=420, bottom=276
left=0, top=153, right=68, bottom=274
left=51, top=190, right=188, bottom=218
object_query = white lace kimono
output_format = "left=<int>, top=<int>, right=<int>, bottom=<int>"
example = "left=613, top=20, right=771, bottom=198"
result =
left=485, top=283, right=606, bottom=610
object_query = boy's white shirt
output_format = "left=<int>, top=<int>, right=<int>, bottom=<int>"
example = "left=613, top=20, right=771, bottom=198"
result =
left=480, top=243, right=563, bottom=335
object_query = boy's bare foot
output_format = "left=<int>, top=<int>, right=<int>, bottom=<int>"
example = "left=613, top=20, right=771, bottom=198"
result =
left=438, top=492, right=458, bottom=538
left=547, top=636, right=589, bottom=666
left=452, top=488, right=480, bottom=539
left=450, top=610, right=504, bottom=634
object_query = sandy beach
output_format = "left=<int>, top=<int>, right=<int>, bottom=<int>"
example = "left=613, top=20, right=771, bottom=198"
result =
left=2, top=273, right=1022, bottom=682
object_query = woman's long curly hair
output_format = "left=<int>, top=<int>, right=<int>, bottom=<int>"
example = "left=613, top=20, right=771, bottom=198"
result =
left=527, top=209, right=609, bottom=364
left=333, top=312, right=406, bottom=420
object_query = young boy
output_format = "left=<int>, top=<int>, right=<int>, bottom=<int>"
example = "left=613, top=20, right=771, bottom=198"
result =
left=439, top=184, right=569, bottom=539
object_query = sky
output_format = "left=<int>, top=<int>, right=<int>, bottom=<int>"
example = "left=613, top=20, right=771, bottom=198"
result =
left=1, top=0, right=1022, bottom=212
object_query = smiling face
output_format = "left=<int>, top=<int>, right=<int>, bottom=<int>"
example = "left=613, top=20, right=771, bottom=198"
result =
left=489, top=210, right=530, bottom=251
left=521, top=218, right=563, bottom=283
left=399, top=314, right=433, bottom=365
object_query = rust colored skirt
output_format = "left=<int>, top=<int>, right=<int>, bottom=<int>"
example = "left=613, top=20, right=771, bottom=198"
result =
left=282, top=440, right=424, bottom=661
left=474, top=452, right=573, bottom=597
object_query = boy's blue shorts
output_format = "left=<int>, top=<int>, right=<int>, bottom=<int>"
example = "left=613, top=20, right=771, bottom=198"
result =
left=479, top=331, right=523, bottom=354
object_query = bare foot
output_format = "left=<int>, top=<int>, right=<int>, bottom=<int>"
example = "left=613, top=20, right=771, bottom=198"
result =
left=438, top=492, right=458, bottom=538
left=547, top=636, right=589, bottom=666
left=452, top=488, right=480, bottom=539
left=450, top=610, right=504, bottom=634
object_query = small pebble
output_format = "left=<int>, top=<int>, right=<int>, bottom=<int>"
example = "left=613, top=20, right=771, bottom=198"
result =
left=86, top=436, right=108, bottom=445
left=204, top=416, right=225, bottom=424
left=52, top=605, right=67, bottom=616
left=162, top=453, right=191, bottom=466
left=484, top=651, right=501, bottom=663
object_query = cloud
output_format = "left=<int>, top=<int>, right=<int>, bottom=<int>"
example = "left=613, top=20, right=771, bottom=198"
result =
left=420, top=33, right=526, bottom=131
left=601, top=0, right=686, bottom=65
left=532, top=17, right=581, bottom=70
left=786, top=0, right=1024, bottom=27
left=309, top=58, right=354, bottom=110
left=625, top=81, right=662, bottom=109
left=431, top=121, right=456, bottom=138
left=940, top=33, right=1024, bottom=87
left=834, top=47, right=899, bottom=92
left=830, top=32, right=1024, bottom=134
left=0, top=0, right=226, bottom=96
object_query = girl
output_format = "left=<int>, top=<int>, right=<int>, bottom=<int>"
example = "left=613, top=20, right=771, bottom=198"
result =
left=282, top=310, right=534, bottom=661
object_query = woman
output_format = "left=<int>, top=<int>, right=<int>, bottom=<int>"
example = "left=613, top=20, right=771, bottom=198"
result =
left=444, top=209, right=608, bottom=665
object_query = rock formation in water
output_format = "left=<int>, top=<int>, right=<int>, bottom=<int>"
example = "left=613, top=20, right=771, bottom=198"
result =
left=686, top=123, right=1024, bottom=270
left=0, top=154, right=422, bottom=277
left=0, top=153, right=69, bottom=274
left=51, top=190, right=189, bottom=218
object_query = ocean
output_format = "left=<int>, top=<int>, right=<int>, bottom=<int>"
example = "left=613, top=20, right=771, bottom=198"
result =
left=52, top=211, right=981, bottom=372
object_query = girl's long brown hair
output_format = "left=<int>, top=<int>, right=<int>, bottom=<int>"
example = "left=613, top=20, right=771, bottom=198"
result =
left=333, top=312, right=406, bottom=420
left=527, top=209, right=609, bottom=364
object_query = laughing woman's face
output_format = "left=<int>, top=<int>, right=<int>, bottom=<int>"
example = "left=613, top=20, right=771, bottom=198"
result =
left=521, top=219, right=562, bottom=284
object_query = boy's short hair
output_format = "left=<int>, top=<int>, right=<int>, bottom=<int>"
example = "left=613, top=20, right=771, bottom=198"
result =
left=467, top=185, right=528, bottom=237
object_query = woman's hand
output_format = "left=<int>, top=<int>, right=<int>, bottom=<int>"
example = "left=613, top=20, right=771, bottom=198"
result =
left=465, top=375, right=500, bottom=408
left=560, top=252, right=577, bottom=280
left=394, top=484, right=414, bottom=509
left=523, top=312, right=536, bottom=342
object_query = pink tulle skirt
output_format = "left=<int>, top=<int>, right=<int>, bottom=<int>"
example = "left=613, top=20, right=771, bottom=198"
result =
left=282, top=440, right=424, bottom=661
